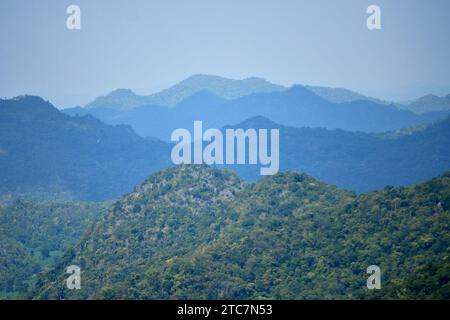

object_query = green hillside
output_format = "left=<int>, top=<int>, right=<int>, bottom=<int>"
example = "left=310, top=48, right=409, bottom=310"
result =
left=0, top=200, right=109, bottom=298
left=30, top=166, right=450, bottom=299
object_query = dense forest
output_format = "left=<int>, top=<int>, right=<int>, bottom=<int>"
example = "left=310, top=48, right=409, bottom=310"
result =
left=0, top=96, right=170, bottom=202
left=29, top=165, right=450, bottom=299
left=0, top=201, right=108, bottom=298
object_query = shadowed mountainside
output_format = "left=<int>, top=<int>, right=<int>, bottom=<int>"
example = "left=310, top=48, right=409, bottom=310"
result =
left=66, top=85, right=450, bottom=141
left=0, top=96, right=171, bottom=201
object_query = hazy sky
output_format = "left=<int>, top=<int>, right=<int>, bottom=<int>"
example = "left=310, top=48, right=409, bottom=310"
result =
left=1, top=0, right=450, bottom=107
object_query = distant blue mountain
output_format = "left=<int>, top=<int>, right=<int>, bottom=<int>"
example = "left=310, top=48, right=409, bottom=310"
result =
left=219, top=115, right=450, bottom=192
left=83, top=75, right=394, bottom=110
left=398, top=94, right=450, bottom=114
left=84, top=74, right=284, bottom=109
left=2, top=95, right=449, bottom=199
left=305, top=85, right=385, bottom=104
left=65, top=85, right=450, bottom=141
left=0, top=96, right=171, bottom=201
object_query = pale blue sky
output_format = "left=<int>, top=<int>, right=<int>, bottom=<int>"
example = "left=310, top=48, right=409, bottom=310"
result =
left=1, top=0, right=450, bottom=107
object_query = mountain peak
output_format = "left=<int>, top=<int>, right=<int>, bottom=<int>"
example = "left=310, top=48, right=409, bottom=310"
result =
left=85, top=74, right=286, bottom=109
left=415, top=94, right=440, bottom=101
left=232, top=116, right=280, bottom=129
left=183, top=73, right=226, bottom=81
left=10, top=95, right=47, bottom=104
left=175, top=90, right=225, bottom=107
left=107, top=88, right=137, bottom=98
left=305, top=85, right=383, bottom=104
left=177, top=74, right=282, bottom=88
left=122, top=164, right=247, bottom=216
left=86, top=88, right=143, bottom=110
left=0, top=95, right=59, bottom=115
left=243, top=76, right=267, bottom=81
left=405, top=93, right=450, bottom=114
left=285, top=84, right=323, bottom=99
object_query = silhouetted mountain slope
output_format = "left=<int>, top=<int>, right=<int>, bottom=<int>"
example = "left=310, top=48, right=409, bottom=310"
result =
left=222, top=116, right=450, bottom=192
left=85, top=89, right=146, bottom=111
left=4, top=95, right=449, bottom=200
left=26, top=94, right=450, bottom=195
left=31, top=166, right=450, bottom=299
left=68, top=86, right=450, bottom=140
left=82, top=75, right=393, bottom=110
left=82, top=75, right=392, bottom=110
left=0, top=96, right=171, bottom=201
left=398, top=94, right=450, bottom=114
left=85, top=74, right=284, bottom=109
left=305, top=85, right=384, bottom=104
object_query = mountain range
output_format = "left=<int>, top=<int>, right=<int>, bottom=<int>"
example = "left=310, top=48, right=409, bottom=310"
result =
left=73, top=74, right=450, bottom=118
left=398, top=94, right=450, bottom=114
left=0, top=96, right=170, bottom=201
left=220, top=115, right=450, bottom=192
left=2, top=95, right=449, bottom=201
left=65, top=84, right=450, bottom=141
left=85, top=74, right=284, bottom=110
left=1, top=82, right=449, bottom=299
left=29, top=165, right=450, bottom=299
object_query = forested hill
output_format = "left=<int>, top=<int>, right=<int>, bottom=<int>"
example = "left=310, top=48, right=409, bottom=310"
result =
left=221, top=115, right=450, bottom=192
left=31, top=166, right=450, bottom=299
left=0, top=200, right=109, bottom=298
left=0, top=96, right=171, bottom=201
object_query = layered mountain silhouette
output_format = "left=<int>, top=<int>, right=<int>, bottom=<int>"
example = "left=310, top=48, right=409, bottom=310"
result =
left=83, top=74, right=391, bottom=110
left=220, top=115, right=450, bottom=192
left=85, top=74, right=284, bottom=110
left=1, top=85, right=449, bottom=299
left=399, top=94, right=450, bottom=114
left=30, top=165, right=450, bottom=299
left=0, top=96, right=171, bottom=201
left=65, top=81, right=450, bottom=141
left=2, top=95, right=450, bottom=202
left=304, top=85, right=385, bottom=104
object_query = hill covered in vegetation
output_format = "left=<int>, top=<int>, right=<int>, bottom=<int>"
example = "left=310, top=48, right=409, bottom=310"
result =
left=222, top=115, right=450, bottom=192
left=30, top=166, right=450, bottom=299
left=0, top=96, right=171, bottom=201
left=0, top=200, right=108, bottom=298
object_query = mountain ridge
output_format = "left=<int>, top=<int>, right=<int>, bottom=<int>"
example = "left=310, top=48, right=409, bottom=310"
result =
left=2, top=95, right=449, bottom=200
left=67, top=85, right=450, bottom=141
left=67, top=75, right=450, bottom=115
left=399, top=93, right=450, bottom=114
left=30, top=166, right=450, bottom=299
left=0, top=96, right=171, bottom=201
left=85, top=74, right=284, bottom=109
left=219, top=115, right=450, bottom=191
